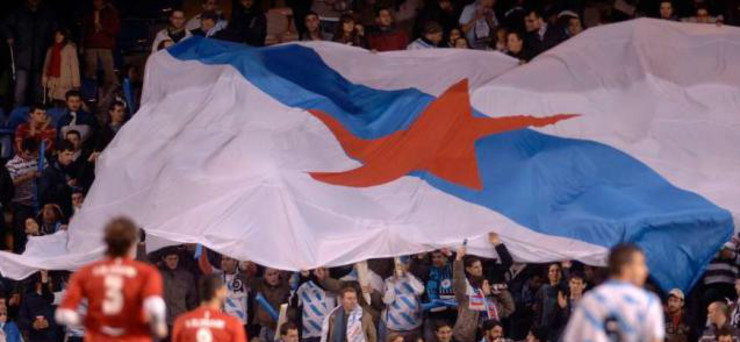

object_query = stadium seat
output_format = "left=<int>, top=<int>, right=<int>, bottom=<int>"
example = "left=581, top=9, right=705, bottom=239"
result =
left=46, top=107, right=67, bottom=127
left=7, top=107, right=29, bottom=131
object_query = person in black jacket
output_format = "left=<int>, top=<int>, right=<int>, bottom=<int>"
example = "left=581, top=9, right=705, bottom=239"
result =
left=227, top=0, right=267, bottom=46
left=39, top=140, right=77, bottom=216
left=523, top=9, right=564, bottom=57
left=18, top=270, right=58, bottom=342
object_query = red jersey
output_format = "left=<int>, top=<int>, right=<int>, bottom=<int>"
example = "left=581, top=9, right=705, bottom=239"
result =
left=172, top=307, right=247, bottom=342
left=60, top=257, right=163, bottom=342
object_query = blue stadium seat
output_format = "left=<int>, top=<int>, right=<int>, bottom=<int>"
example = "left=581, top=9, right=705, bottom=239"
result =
left=80, top=79, right=98, bottom=102
left=8, top=107, right=29, bottom=131
left=46, top=107, right=67, bottom=127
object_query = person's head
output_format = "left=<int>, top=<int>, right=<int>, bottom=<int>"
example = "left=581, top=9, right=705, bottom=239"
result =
left=54, top=28, right=70, bottom=45
left=482, top=319, right=504, bottom=340
left=0, top=304, right=7, bottom=323
left=65, top=130, right=82, bottom=151
left=454, top=37, right=469, bottom=49
left=434, top=321, right=453, bottom=342
left=339, top=14, right=356, bottom=35
left=169, top=9, right=186, bottom=30
left=696, top=6, right=710, bottom=23
left=65, top=90, right=83, bottom=112
left=279, top=322, right=299, bottom=342
left=567, top=16, right=583, bottom=36
left=72, top=190, right=84, bottom=208
left=19, top=138, right=39, bottom=160
left=200, top=11, right=218, bottom=31
left=708, top=301, right=730, bottom=326
left=220, top=255, right=238, bottom=274
left=449, top=27, right=462, bottom=43
left=525, top=10, right=544, bottom=32
left=387, top=333, right=405, bottom=342
left=438, top=0, right=452, bottom=11
left=431, top=250, right=449, bottom=267
left=340, top=285, right=359, bottom=312
left=666, top=288, right=684, bottom=314
left=608, top=243, right=648, bottom=286
left=305, top=11, right=321, bottom=33
left=495, top=26, right=508, bottom=42
left=161, top=248, right=180, bottom=270
left=659, top=1, right=674, bottom=19
left=240, top=0, right=254, bottom=10
left=506, top=31, right=524, bottom=53
left=25, top=217, right=41, bottom=236
left=264, top=267, right=281, bottom=286
left=92, top=0, right=104, bottom=10
left=42, top=203, right=63, bottom=224
left=29, top=103, right=48, bottom=125
left=718, top=327, right=734, bottom=342
left=57, top=140, right=76, bottom=166
left=199, top=273, right=228, bottom=305
left=479, top=0, right=495, bottom=9
left=157, top=39, right=174, bottom=51
left=376, top=7, right=394, bottom=28
left=525, top=326, right=547, bottom=342
left=108, top=101, right=126, bottom=125
left=464, top=256, right=483, bottom=278
left=202, top=0, right=219, bottom=12
left=568, top=273, right=586, bottom=297
left=547, top=263, right=562, bottom=285
left=103, top=217, right=139, bottom=258
left=423, top=21, right=444, bottom=45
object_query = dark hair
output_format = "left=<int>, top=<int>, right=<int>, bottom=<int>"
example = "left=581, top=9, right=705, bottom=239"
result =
left=463, top=255, right=481, bottom=269
left=527, top=9, right=544, bottom=19
left=199, top=274, right=225, bottom=302
left=305, top=11, right=319, bottom=20
left=507, top=30, right=525, bottom=42
left=718, top=326, right=733, bottom=337
left=103, top=217, right=139, bottom=257
left=434, top=320, right=453, bottom=332
left=201, top=10, right=219, bottom=22
left=375, top=6, right=392, bottom=18
left=29, top=103, right=47, bottom=114
left=53, top=28, right=71, bottom=46
left=279, top=321, right=299, bottom=336
left=608, top=244, right=643, bottom=276
left=423, top=20, right=443, bottom=35
left=56, top=140, right=75, bottom=153
left=529, top=326, right=548, bottom=340
left=109, top=100, right=126, bottom=112
left=569, top=271, right=585, bottom=282
left=20, top=138, right=40, bottom=153
left=65, top=130, right=81, bottom=140
left=481, top=319, right=502, bottom=332
left=65, top=89, right=81, bottom=100
left=170, top=8, right=185, bottom=16
left=340, top=285, right=358, bottom=297
left=161, top=247, right=179, bottom=258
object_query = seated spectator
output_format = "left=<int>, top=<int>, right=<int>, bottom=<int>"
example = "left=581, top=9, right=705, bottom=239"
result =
left=300, top=11, right=331, bottom=41
left=0, top=304, right=23, bottom=342
left=333, top=14, right=366, bottom=48
left=683, top=5, right=723, bottom=24
left=6, top=138, right=40, bottom=253
left=320, top=285, right=377, bottom=342
left=289, top=268, right=336, bottom=342
left=434, top=321, right=455, bottom=342
left=665, top=288, right=691, bottom=342
left=453, top=37, right=469, bottom=49
left=523, top=9, right=563, bottom=57
left=40, top=141, right=78, bottom=215
left=57, top=90, right=97, bottom=147
left=96, top=100, right=127, bottom=151
left=490, top=26, right=507, bottom=52
left=25, top=217, right=41, bottom=238
left=480, top=319, right=513, bottom=342
left=701, top=302, right=740, bottom=341
left=382, top=258, right=424, bottom=339
left=278, top=321, right=299, bottom=342
left=186, top=0, right=228, bottom=32
left=42, top=29, right=80, bottom=106
left=407, top=21, right=444, bottom=50
left=447, top=27, right=462, bottom=48
left=70, top=189, right=84, bottom=221
left=159, top=247, right=197, bottom=332
left=82, top=0, right=121, bottom=95
left=366, top=7, right=409, bottom=52
left=64, top=130, right=97, bottom=192
left=18, top=271, right=58, bottom=342
left=563, top=14, right=583, bottom=39
left=39, top=203, right=65, bottom=235
left=458, top=0, right=498, bottom=50
left=14, top=104, right=57, bottom=155
left=660, top=0, right=680, bottom=21
left=227, top=0, right=267, bottom=47
left=191, top=11, right=226, bottom=38
left=506, top=31, right=532, bottom=62
left=152, top=9, right=192, bottom=52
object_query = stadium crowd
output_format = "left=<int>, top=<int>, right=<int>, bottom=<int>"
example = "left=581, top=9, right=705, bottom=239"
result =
left=0, top=0, right=738, bottom=341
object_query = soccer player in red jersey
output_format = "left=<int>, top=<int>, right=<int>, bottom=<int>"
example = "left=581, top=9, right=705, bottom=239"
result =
left=172, top=274, right=247, bottom=342
left=55, top=217, right=167, bottom=341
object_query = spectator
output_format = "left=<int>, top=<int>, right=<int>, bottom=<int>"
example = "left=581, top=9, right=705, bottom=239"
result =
left=64, top=130, right=96, bottom=192
left=38, top=203, right=64, bottom=235
left=316, top=267, right=384, bottom=326
left=490, top=26, right=507, bottom=52
left=18, top=271, right=57, bottom=342
left=41, top=28, right=80, bottom=106
left=39, top=140, right=77, bottom=214
left=551, top=271, right=586, bottom=340
left=186, top=0, right=227, bottom=32
left=289, top=268, right=336, bottom=342
left=198, top=251, right=251, bottom=330
left=563, top=14, right=583, bottom=39
left=366, top=7, right=409, bottom=52
left=25, top=217, right=41, bottom=237
left=433, top=321, right=454, bottom=342
left=409, top=249, right=455, bottom=342
left=480, top=319, right=512, bottom=342
left=227, top=0, right=267, bottom=47
left=665, top=288, right=690, bottom=342
left=415, top=0, right=460, bottom=38
left=81, top=0, right=120, bottom=96
left=278, top=321, right=299, bottom=342
left=70, top=189, right=84, bottom=220
left=96, top=100, right=126, bottom=151
left=191, top=11, right=227, bottom=38
left=6, top=138, right=40, bottom=253
left=447, top=27, right=462, bottom=47
left=458, top=0, right=498, bottom=50
left=701, top=302, right=740, bottom=341
left=505, top=31, right=531, bottom=62
left=702, top=241, right=739, bottom=328
left=533, top=263, right=564, bottom=338
left=159, top=247, right=198, bottom=333
left=333, top=14, right=366, bottom=47
left=2, top=0, right=57, bottom=106
left=407, top=21, right=444, bottom=50
left=0, top=304, right=23, bottom=342
left=453, top=37, right=469, bottom=49
left=320, top=285, right=377, bottom=342
left=524, top=326, right=548, bottom=342
left=300, top=11, right=331, bottom=41
left=57, top=90, right=97, bottom=147
left=252, top=268, right=290, bottom=341
left=660, top=1, right=680, bottom=21
left=152, top=9, right=192, bottom=52
left=719, top=327, right=738, bottom=342
left=523, top=9, right=562, bottom=57
left=14, top=103, right=56, bottom=156
left=381, top=258, right=424, bottom=340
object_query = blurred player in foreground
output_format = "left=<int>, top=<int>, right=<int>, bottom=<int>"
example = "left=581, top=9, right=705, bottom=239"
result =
left=55, top=217, right=167, bottom=341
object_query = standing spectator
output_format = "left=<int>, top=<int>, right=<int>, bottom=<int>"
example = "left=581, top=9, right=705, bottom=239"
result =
left=18, top=271, right=58, bottom=342
left=660, top=1, right=680, bottom=20
left=551, top=271, right=586, bottom=340
left=407, top=21, right=444, bottom=50
left=480, top=319, right=513, bottom=342
left=251, top=268, right=290, bottom=341
left=287, top=0, right=314, bottom=39
left=300, top=12, right=331, bottom=41
left=332, top=14, right=366, bottom=47
left=506, top=31, right=531, bottom=62
left=458, top=0, right=498, bottom=50
left=38, top=203, right=64, bottom=235
left=14, top=104, right=56, bottom=156
left=57, top=90, right=97, bottom=147
left=191, top=11, right=226, bottom=38
left=290, top=268, right=335, bottom=342
left=227, top=0, right=267, bottom=47
left=2, top=0, right=57, bottom=106
left=81, top=0, right=120, bottom=98
left=702, top=240, right=740, bottom=329
left=152, top=9, right=192, bottom=52
left=0, top=304, right=23, bottom=342
left=366, top=7, right=409, bottom=52
left=433, top=321, right=454, bottom=342
left=320, top=285, right=377, bottom=342
left=186, top=0, right=227, bottom=32
left=96, top=100, right=126, bottom=151
left=410, top=250, right=456, bottom=342
left=701, top=302, right=740, bottom=341
left=159, top=247, right=198, bottom=333
left=381, top=258, right=424, bottom=340
left=277, top=321, right=299, bottom=342
left=41, top=29, right=80, bottom=106
left=198, top=251, right=251, bottom=331
left=665, top=288, right=691, bottom=342
left=533, top=263, right=564, bottom=338
left=6, top=138, right=40, bottom=254
left=523, top=9, right=562, bottom=57
left=39, top=140, right=77, bottom=213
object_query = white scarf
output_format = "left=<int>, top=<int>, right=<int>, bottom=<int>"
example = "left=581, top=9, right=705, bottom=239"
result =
left=320, top=305, right=366, bottom=342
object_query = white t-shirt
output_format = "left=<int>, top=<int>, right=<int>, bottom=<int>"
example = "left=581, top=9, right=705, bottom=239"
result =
left=563, top=280, right=665, bottom=342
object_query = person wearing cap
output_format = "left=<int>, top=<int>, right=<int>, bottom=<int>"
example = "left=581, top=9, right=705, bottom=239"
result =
left=665, top=288, right=690, bottom=342
left=407, top=21, right=444, bottom=50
